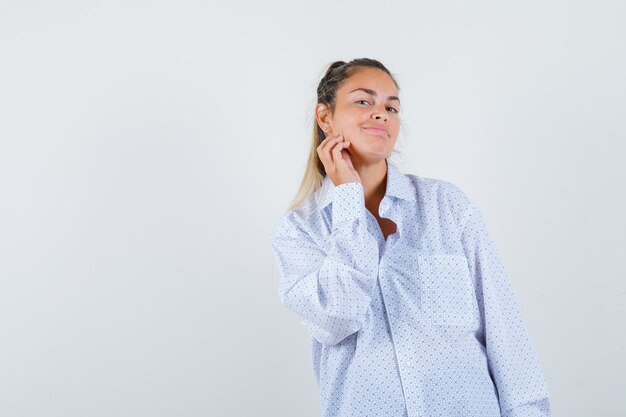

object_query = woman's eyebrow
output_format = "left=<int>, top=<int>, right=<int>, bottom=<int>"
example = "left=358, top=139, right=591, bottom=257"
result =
left=349, top=87, right=400, bottom=103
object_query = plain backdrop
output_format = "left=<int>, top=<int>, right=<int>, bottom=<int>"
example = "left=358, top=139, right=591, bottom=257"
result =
left=1, top=1, right=624, bottom=416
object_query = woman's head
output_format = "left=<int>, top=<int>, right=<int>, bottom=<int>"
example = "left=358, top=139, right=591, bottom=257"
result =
left=287, top=58, right=401, bottom=212
left=315, top=60, right=400, bottom=168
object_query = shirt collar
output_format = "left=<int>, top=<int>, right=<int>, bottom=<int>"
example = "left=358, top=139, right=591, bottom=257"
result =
left=314, top=159, right=416, bottom=213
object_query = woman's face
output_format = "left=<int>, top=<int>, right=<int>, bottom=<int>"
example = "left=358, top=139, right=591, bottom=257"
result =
left=318, top=67, right=400, bottom=165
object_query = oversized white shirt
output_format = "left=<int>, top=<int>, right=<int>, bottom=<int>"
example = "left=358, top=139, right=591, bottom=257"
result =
left=269, top=159, right=551, bottom=417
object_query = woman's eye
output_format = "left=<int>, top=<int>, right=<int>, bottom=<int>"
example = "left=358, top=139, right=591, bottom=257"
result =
left=357, top=100, right=398, bottom=113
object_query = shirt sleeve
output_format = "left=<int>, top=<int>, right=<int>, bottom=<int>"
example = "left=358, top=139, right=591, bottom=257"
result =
left=269, top=182, right=380, bottom=346
left=459, top=201, right=552, bottom=417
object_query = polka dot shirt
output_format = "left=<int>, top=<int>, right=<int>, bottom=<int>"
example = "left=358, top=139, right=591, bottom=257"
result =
left=269, top=160, right=551, bottom=417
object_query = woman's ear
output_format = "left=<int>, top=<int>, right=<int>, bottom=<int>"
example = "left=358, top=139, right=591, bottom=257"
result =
left=315, top=103, right=333, bottom=135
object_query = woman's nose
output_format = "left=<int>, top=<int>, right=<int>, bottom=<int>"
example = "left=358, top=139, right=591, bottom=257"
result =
left=372, top=104, right=388, bottom=121
left=372, top=111, right=387, bottom=121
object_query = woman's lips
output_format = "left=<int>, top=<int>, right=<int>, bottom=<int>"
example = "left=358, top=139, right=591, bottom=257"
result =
left=363, top=127, right=389, bottom=136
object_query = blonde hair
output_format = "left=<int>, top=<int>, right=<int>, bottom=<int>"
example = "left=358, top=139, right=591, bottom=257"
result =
left=286, top=58, right=402, bottom=212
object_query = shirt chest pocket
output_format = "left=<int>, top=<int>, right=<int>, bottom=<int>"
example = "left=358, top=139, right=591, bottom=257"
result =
left=415, top=254, right=477, bottom=327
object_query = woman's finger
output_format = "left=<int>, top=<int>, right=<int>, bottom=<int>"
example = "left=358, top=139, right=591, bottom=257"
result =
left=323, top=134, right=343, bottom=150
left=317, top=134, right=339, bottom=156
left=318, top=135, right=342, bottom=165
left=331, top=141, right=347, bottom=169
left=322, top=134, right=342, bottom=154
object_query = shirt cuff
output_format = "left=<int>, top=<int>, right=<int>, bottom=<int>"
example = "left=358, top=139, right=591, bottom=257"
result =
left=331, top=182, right=366, bottom=230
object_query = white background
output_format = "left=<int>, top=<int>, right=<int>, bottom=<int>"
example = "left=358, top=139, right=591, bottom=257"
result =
left=1, top=1, right=624, bottom=416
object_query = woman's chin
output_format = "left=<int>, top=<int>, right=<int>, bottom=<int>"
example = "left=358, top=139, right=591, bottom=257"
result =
left=349, top=147, right=390, bottom=165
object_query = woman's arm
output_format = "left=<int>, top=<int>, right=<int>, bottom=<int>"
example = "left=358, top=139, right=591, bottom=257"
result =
left=460, top=201, right=552, bottom=417
left=269, top=182, right=379, bottom=346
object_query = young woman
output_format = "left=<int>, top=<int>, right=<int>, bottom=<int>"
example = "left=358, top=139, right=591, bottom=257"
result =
left=269, top=58, right=551, bottom=417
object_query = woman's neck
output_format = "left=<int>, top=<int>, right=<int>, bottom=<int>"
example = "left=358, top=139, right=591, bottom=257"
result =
left=353, top=160, right=388, bottom=216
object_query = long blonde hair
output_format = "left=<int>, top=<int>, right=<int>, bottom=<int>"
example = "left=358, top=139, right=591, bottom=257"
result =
left=286, top=58, right=402, bottom=212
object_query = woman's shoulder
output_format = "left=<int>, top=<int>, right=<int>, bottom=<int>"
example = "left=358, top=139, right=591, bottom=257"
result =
left=404, top=171, right=478, bottom=228
left=406, top=172, right=473, bottom=206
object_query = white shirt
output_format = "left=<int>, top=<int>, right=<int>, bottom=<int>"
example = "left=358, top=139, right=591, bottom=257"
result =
left=269, top=159, right=551, bottom=417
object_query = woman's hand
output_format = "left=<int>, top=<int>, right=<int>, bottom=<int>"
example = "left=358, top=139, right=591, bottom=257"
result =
left=317, top=133, right=362, bottom=186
